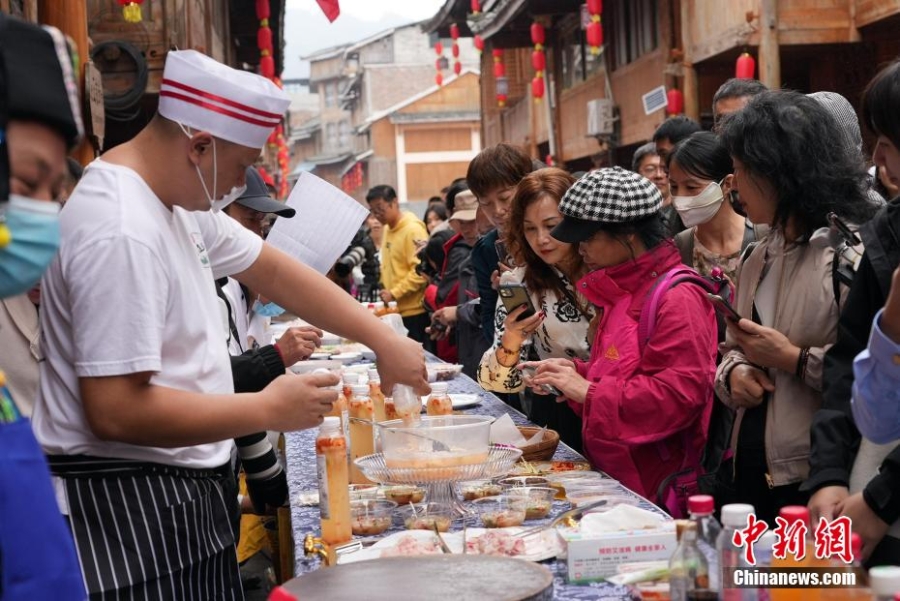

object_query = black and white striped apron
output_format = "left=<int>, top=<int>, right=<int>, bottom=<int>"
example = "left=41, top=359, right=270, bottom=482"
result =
left=48, top=455, right=244, bottom=601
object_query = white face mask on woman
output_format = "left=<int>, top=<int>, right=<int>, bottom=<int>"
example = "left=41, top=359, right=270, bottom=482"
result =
left=672, top=180, right=725, bottom=227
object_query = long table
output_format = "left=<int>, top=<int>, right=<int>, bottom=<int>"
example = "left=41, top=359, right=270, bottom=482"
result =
left=284, top=362, right=666, bottom=600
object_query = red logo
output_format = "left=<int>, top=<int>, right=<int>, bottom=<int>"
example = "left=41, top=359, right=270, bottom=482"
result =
left=732, top=514, right=768, bottom=566
left=814, top=516, right=853, bottom=564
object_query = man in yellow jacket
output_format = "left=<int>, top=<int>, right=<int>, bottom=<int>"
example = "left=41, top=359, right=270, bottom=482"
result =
left=366, top=185, right=429, bottom=342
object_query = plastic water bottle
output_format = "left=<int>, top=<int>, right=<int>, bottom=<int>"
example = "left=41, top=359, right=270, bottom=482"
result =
left=670, top=522, right=715, bottom=600
left=870, top=566, right=900, bottom=601
left=717, top=503, right=755, bottom=601
left=689, top=495, right=722, bottom=592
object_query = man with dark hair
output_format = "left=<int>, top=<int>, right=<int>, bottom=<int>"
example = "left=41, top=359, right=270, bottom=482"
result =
left=466, top=143, right=534, bottom=342
left=636, top=139, right=682, bottom=234
left=652, top=115, right=702, bottom=161
left=366, top=184, right=430, bottom=342
left=712, top=78, right=768, bottom=132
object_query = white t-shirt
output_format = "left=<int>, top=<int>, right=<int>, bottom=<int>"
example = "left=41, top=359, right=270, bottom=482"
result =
left=32, top=160, right=263, bottom=468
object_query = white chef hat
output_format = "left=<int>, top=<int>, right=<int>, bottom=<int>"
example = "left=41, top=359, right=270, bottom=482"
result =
left=158, top=49, right=290, bottom=149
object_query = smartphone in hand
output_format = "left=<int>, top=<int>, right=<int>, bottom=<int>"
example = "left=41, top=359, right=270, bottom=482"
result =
left=707, top=293, right=741, bottom=322
left=499, top=283, right=537, bottom=321
left=519, top=365, right=563, bottom=397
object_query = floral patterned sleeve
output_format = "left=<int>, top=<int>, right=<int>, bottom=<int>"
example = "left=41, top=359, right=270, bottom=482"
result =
left=476, top=296, right=527, bottom=392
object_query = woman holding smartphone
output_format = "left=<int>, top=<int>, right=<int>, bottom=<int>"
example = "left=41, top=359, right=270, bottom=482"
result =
left=476, top=168, right=593, bottom=451
left=522, top=167, right=718, bottom=513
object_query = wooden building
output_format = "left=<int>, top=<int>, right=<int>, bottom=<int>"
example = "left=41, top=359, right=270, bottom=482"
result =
left=424, top=0, right=900, bottom=170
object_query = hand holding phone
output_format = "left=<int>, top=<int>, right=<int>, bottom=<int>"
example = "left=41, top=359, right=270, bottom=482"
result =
left=499, top=283, right=537, bottom=321
left=707, top=293, right=741, bottom=322
left=518, top=365, right=563, bottom=397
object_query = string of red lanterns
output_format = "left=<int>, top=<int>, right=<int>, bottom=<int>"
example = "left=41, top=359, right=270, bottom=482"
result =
left=471, top=0, right=481, bottom=16
left=254, top=0, right=290, bottom=198
left=530, top=22, right=546, bottom=102
left=117, top=0, right=144, bottom=23
left=735, top=52, right=756, bottom=79
left=473, top=35, right=484, bottom=54
left=434, top=40, right=445, bottom=86
left=493, top=49, right=508, bottom=108
left=450, top=23, right=462, bottom=76
left=586, top=0, right=603, bottom=55
left=666, top=88, right=684, bottom=116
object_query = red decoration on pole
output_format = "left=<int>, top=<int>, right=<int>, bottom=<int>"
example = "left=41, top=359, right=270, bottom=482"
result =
left=257, top=26, right=273, bottom=53
left=497, top=93, right=507, bottom=107
left=435, top=73, right=444, bottom=86
left=450, top=23, right=460, bottom=40
left=531, top=77, right=545, bottom=101
left=735, top=52, right=756, bottom=79
left=532, top=50, right=546, bottom=72
left=471, top=0, right=481, bottom=15
left=586, top=0, right=603, bottom=55
left=118, top=0, right=144, bottom=23
left=435, top=42, right=445, bottom=86
left=255, top=0, right=270, bottom=19
left=452, top=43, right=460, bottom=59
left=493, top=61, right=505, bottom=78
left=435, top=41, right=444, bottom=55
left=260, top=55, right=275, bottom=78
left=666, top=88, right=684, bottom=115
left=474, top=35, right=484, bottom=53
left=454, top=62, right=462, bottom=75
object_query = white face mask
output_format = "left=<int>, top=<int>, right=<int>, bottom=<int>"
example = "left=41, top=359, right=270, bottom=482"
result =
left=180, top=124, right=247, bottom=212
left=672, top=180, right=725, bottom=227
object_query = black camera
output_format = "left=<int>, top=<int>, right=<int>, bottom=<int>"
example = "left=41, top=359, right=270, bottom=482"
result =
left=334, top=245, right=366, bottom=277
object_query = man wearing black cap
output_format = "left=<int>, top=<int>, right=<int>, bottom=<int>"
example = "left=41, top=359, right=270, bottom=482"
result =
left=0, top=12, right=87, bottom=600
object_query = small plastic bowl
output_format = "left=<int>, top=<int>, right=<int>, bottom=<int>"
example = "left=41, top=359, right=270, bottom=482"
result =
left=471, top=495, right=527, bottom=528
left=349, top=483, right=379, bottom=501
left=383, top=485, right=426, bottom=505
left=504, top=486, right=555, bottom=520
left=457, top=479, right=503, bottom=501
left=496, top=475, right=550, bottom=489
left=350, top=499, right=396, bottom=536
left=397, top=502, right=453, bottom=532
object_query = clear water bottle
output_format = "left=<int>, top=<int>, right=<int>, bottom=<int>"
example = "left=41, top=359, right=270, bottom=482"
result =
left=717, top=503, right=755, bottom=601
left=689, top=495, right=722, bottom=592
left=670, top=522, right=715, bottom=601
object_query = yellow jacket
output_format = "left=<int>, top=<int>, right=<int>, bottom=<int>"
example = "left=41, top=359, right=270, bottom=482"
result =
left=381, top=211, right=428, bottom=317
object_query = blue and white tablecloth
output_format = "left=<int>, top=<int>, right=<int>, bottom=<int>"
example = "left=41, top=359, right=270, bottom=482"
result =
left=284, top=359, right=667, bottom=600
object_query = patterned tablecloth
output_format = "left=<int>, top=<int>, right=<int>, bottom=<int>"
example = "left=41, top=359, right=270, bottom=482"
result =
left=285, top=360, right=668, bottom=600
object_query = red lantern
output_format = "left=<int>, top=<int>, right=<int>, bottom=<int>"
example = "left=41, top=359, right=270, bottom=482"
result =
left=497, top=93, right=507, bottom=108
left=118, top=0, right=144, bottom=23
left=257, top=26, right=273, bottom=53
left=494, top=62, right=505, bottom=78
left=532, top=77, right=545, bottom=101
left=454, top=62, right=462, bottom=75
left=492, top=49, right=503, bottom=59
left=471, top=0, right=481, bottom=15
left=532, top=50, right=546, bottom=73
left=587, top=0, right=602, bottom=14
left=450, top=23, right=460, bottom=40
left=530, top=23, right=545, bottom=47
left=435, top=58, right=444, bottom=71
left=666, top=88, right=684, bottom=115
left=435, top=73, right=444, bottom=86
left=452, top=43, right=460, bottom=58
left=255, top=0, right=270, bottom=20
left=260, top=55, right=275, bottom=78
left=545, top=154, right=554, bottom=166
left=735, top=52, right=756, bottom=79
left=435, top=41, right=444, bottom=55
left=474, top=35, right=484, bottom=53
left=586, top=21, right=603, bottom=54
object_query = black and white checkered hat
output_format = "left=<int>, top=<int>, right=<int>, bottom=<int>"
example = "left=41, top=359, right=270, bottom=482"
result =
left=551, top=166, right=663, bottom=242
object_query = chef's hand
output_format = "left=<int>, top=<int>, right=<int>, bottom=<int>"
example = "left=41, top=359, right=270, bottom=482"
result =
left=727, top=364, right=774, bottom=408
left=261, top=372, right=338, bottom=431
left=727, top=319, right=800, bottom=374
left=808, top=485, right=849, bottom=524
left=275, top=326, right=323, bottom=364
left=837, top=492, right=889, bottom=561
left=373, top=336, right=431, bottom=397
left=519, top=359, right=589, bottom=404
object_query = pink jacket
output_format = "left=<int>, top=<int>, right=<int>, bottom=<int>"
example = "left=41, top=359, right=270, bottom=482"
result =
left=570, top=242, right=717, bottom=500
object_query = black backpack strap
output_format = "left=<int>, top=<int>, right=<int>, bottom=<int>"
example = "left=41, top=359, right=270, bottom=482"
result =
left=674, top=229, right=695, bottom=266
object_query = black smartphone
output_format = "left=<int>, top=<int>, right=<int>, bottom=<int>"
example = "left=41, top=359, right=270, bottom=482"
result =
left=827, top=212, right=862, bottom=247
left=707, top=293, right=741, bottom=322
left=499, top=283, right=536, bottom=321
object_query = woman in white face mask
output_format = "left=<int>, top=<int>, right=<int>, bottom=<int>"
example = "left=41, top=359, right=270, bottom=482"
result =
left=666, top=131, right=763, bottom=282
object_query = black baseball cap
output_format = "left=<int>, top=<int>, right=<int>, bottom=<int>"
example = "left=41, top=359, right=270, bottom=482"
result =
left=235, top=167, right=295, bottom=217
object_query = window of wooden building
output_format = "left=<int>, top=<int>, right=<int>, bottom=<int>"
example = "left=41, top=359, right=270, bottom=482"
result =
left=609, top=0, right=658, bottom=69
left=558, top=14, right=605, bottom=91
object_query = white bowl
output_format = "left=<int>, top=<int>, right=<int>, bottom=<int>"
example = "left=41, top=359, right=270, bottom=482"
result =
left=289, top=359, right=343, bottom=374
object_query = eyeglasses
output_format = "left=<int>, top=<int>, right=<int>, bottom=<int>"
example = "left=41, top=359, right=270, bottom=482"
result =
left=640, top=165, right=663, bottom=176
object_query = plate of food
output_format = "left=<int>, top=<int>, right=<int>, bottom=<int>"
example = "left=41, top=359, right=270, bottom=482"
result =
left=426, top=364, right=464, bottom=382
left=337, top=527, right=562, bottom=565
left=508, top=460, right=594, bottom=476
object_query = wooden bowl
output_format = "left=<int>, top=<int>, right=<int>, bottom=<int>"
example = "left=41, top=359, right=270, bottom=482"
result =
left=517, top=426, right=560, bottom=462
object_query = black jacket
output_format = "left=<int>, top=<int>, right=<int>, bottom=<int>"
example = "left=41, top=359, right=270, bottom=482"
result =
left=804, top=198, right=900, bottom=528
left=471, top=229, right=500, bottom=343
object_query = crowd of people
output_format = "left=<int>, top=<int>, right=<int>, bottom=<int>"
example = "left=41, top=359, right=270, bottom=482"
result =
left=2, top=9, right=900, bottom=599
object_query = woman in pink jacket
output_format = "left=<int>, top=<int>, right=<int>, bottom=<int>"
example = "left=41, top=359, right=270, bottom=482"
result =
left=524, top=167, right=718, bottom=510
